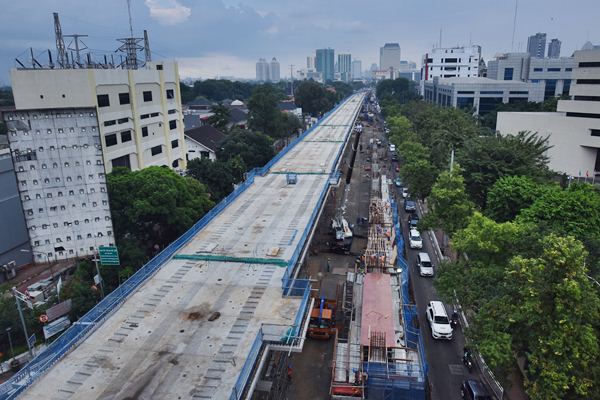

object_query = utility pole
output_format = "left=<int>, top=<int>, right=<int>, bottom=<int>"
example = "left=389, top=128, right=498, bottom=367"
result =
left=449, top=148, right=455, bottom=172
left=6, top=327, right=14, bottom=361
left=12, top=288, right=34, bottom=364
left=93, top=251, right=105, bottom=299
left=289, top=64, right=295, bottom=97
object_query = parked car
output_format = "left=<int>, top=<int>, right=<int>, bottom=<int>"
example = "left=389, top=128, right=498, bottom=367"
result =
left=392, top=154, right=398, bottom=161
left=395, top=164, right=400, bottom=172
left=426, top=301, right=453, bottom=340
left=402, top=187, right=409, bottom=198
left=389, top=144, right=396, bottom=152
left=408, top=214, right=419, bottom=230
left=461, top=380, right=493, bottom=400
left=394, top=177, right=402, bottom=187
left=417, top=252, right=434, bottom=277
left=409, top=229, right=423, bottom=249
left=364, top=164, right=371, bottom=171
left=404, top=199, right=416, bottom=212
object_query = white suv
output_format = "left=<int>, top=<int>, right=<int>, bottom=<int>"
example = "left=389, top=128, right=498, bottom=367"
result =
left=409, top=229, right=423, bottom=249
left=426, top=301, right=453, bottom=340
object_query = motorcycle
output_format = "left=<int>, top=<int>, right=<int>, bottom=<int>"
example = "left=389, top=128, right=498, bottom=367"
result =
left=450, top=309, right=460, bottom=330
left=463, top=348, right=474, bottom=373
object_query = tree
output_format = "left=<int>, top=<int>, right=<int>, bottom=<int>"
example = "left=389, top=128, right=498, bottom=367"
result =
left=61, top=261, right=102, bottom=319
left=386, top=115, right=416, bottom=145
left=397, top=141, right=429, bottom=165
left=248, top=84, right=286, bottom=137
left=217, top=129, right=275, bottom=169
left=399, top=159, right=439, bottom=200
left=485, top=176, right=552, bottom=222
left=207, top=103, right=230, bottom=130
left=376, top=78, right=419, bottom=104
left=107, top=167, right=214, bottom=254
left=507, top=235, right=600, bottom=400
left=420, top=167, right=474, bottom=236
left=187, top=157, right=244, bottom=201
left=294, top=80, right=334, bottom=116
left=457, top=131, right=552, bottom=207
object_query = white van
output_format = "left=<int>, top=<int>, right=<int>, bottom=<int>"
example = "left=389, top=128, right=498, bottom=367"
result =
left=417, top=252, right=433, bottom=277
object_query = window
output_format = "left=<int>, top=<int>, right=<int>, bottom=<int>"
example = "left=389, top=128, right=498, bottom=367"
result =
left=97, top=94, right=110, bottom=107
left=171, top=139, right=179, bottom=148
left=104, top=120, right=116, bottom=127
left=141, top=114, right=150, bottom=119
left=142, top=126, right=148, bottom=137
left=58, top=128, right=63, bottom=134
left=105, top=134, right=118, bottom=147
left=119, top=92, right=130, bottom=105
left=548, top=68, right=561, bottom=72
left=591, top=129, right=600, bottom=137
left=565, top=68, right=573, bottom=71
left=150, top=112, right=159, bottom=118
left=151, top=145, right=162, bottom=156
left=121, top=131, right=132, bottom=143
left=143, top=91, right=153, bottom=102
left=117, top=118, right=128, bottom=124
left=172, top=159, right=179, bottom=168
left=166, top=89, right=174, bottom=99
left=168, top=109, right=177, bottom=114
left=579, top=62, right=600, bottom=68
left=156, top=64, right=163, bottom=70
left=576, top=79, right=600, bottom=84
left=503, top=67, right=514, bottom=80
left=169, top=120, right=177, bottom=130
left=457, top=91, right=474, bottom=94
left=509, top=91, right=528, bottom=95
left=480, top=91, right=503, bottom=95
left=533, top=67, right=543, bottom=72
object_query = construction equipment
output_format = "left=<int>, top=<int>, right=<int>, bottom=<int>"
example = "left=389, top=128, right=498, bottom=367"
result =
left=331, top=217, right=353, bottom=253
left=308, top=297, right=337, bottom=339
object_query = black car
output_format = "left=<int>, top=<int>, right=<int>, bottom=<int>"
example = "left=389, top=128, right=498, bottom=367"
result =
left=461, top=379, right=492, bottom=400
left=404, top=199, right=416, bottom=213
left=408, top=214, right=419, bottom=229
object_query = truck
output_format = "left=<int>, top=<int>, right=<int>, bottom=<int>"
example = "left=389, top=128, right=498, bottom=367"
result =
left=308, top=297, right=338, bottom=339
left=331, top=217, right=353, bottom=253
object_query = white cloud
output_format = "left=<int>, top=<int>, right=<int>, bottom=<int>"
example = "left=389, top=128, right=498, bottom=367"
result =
left=177, top=54, right=256, bottom=79
left=145, top=0, right=191, bottom=26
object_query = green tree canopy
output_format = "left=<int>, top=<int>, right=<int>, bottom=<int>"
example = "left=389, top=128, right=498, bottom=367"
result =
left=376, top=78, right=419, bottom=104
left=294, top=80, right=335, bottom=116
left=187, top=157, right=245, bottom=201
left=207, top=103, right=231, bottom=130
left=485, top=176, right=554, bottom=222
left=420, top=167, right=474, bottom=236
left=217, top=129, right=275, bottom=169
left=457, top=131, right=552, bottom=207
left=399, top=159, right=439, bottom=200
left=107, top=167, right=214, bottom=253
left=397, top=141, right=429, bottom=165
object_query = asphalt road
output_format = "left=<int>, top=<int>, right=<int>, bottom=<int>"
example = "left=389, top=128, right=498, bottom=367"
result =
left=377, top=123, right=483, bottom=400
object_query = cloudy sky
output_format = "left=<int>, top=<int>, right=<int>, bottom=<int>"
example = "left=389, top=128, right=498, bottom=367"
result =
left=0, top=0, right=598, bottom=84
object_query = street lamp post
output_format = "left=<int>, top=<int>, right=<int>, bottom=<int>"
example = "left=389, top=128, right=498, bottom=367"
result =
left=12, top=287, right=34, bottom=364
left=6, top=327, right=14, bottom=361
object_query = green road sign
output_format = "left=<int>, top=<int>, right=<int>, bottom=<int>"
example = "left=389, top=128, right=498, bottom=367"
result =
left=99, top=246, right=120, bottom=266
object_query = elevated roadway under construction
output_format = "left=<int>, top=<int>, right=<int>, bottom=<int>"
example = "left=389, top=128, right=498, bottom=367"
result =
left=15, top=92, right=365, bottom=400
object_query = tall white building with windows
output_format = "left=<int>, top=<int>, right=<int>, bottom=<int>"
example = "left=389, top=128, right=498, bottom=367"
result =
left=270, top=57, right=280, bottom=82
left=5, top=60, right=186, bottom=261
left=420, top=46, right=481, bottom=93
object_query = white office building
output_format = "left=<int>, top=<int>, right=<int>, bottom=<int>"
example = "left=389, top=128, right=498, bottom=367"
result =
left=352, top=60, right=362, bottom=80
left=256, top=58, right=270, bottom=82
left=423, top=77, right=544, bottom=115
left=420, top=46, right=481, bottom=93
left=4, top=108, right=114, bottom=261
left=487, top=53, right=575, bottom=100
left=497, top=48, right=600, bottom=178
left=338, top=53, right=352, bottom=82
left=10, top=61, right=187, bottom=173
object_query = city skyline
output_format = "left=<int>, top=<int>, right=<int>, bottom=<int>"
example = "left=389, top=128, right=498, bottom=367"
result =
left=0, top=0, right=599, bottom=83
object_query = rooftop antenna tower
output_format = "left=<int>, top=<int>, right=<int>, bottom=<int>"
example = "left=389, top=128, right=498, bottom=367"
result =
left=511, top=0, right=519, bottom=51
left=53, top=12, right=67, bottom=68
left=143, top=30, right=152, bottom=62
left=117, top=0, right=143, bottom=69
left=64, top=34, right=89, bottom=65
left=439, top=27, right=443, bottom=48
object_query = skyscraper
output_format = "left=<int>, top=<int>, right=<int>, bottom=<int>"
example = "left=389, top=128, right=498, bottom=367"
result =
left=380, top=43, right=401, bottom=77
left=527, top=33, right=547, bottom=58
left=307, top=56, right=315, bottom=70
left=352, top=60, right=362, bottom=80
left=338, top=53, right=352, bottom=82
left=548, top=39, right=561, bottom=58
left=270, top=57, right=280, bottom=82
left=256, top=58, right=269, bottom=82
left=316, top=48, right=335, bottom=81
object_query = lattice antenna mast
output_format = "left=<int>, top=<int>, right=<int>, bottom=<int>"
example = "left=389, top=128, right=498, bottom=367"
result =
left=53, top=12, right=67, bottom=68
left=144, top=30, right=152, bottom=62
left=127, top=0, right=134, bottom=38
left=117, top=0, right=143, bottom=69
left=64, top=34, right=89, bottom=65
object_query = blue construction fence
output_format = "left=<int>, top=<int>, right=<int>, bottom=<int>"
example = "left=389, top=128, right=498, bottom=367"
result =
left=364, top=361, right=426, bottom=400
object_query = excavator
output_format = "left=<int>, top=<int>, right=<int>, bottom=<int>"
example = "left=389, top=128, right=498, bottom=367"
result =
left=308, top=297, right=337, bottom=339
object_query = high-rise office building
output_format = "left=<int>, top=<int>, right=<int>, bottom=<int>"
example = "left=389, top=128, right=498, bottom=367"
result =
left=256, top=58, right=270, bottom=82
left=307, top=56, right=315, bottom=70
left=548, top=39, right=561, bottom=58
left=352, top=60, right=362, bottom=80
left=380, top=43, right=401, bottom=76
left=316, top=48, right=335, bottom=81
left=338, top=53, right=352, bottom=82
left=527, top=33, right=547, bottom=58
left=270, top=57, right=280, bottom=82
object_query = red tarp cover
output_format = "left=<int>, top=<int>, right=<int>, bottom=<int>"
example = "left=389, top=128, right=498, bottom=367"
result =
left=360, top=273, right=396, bottom=348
